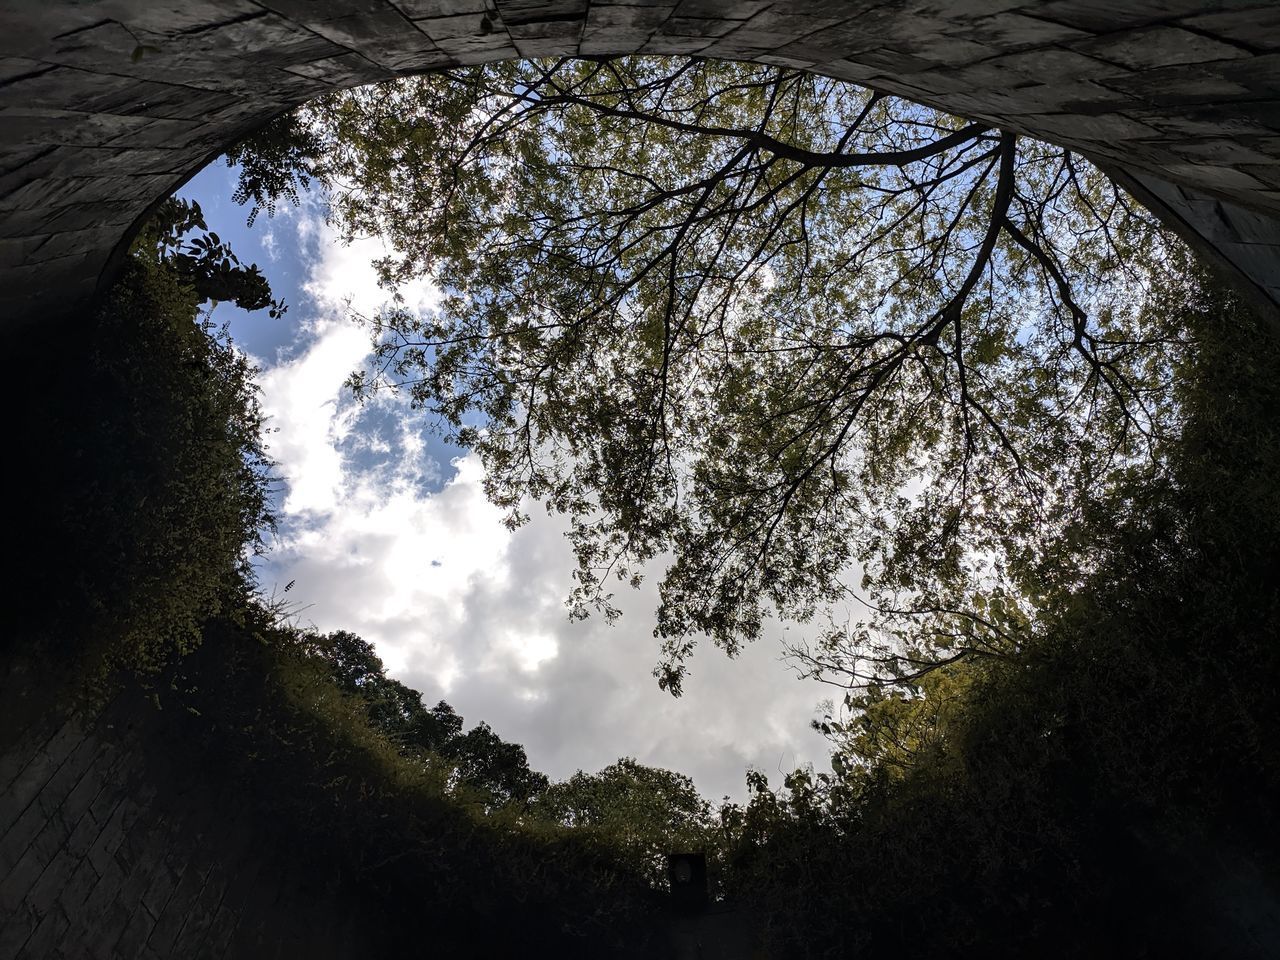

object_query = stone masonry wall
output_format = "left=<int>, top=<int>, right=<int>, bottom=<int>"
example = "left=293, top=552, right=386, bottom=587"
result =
left=0, top=696, right=361, bottom=960
left=3, top=2, right=1280, bottom=323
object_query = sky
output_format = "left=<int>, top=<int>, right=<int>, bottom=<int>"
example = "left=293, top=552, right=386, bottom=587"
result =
left=180, top=161, right=832, bottom=804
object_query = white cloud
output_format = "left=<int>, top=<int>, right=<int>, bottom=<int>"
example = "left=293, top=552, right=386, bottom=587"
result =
left=260, top=228, right=279, bottom=262
left=252, top=210, right=831, bottom=803
left=258, top=317, right=368, bottom=515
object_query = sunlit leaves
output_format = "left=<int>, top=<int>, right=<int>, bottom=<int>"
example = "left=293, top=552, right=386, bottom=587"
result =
left=256, top=56, right=1189, bottom=696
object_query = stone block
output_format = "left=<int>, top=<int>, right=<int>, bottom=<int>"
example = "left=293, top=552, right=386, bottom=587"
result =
left=0, top=910, right=37, bottom=959
left=57, top=853, right=101, bottom=914
left=1183, top=9, right=1280, bottom=52
left=671, top=0, right=771, bottom=19
left=497, top=0, right=588, bottom=27
left=957, top=11, right=1089, bottom=48
left=512, top=34, right=582, bottom=60
left=33, top=734, right=101, bottom=820
left=662, top=17, right=741, bottom=38
left=1101, top=64, right=1255, bottom=108
left=0, top=234, right=48, bottom=271
left=86, top=768, right=130, bottom=828
left=0, top=56, right=53, bottom=84
left=192, top=908, right=239, bottom=959
left=1212, top=52, right=1280, bottom=99
left=112, top=827, right=170, bottom=910
left=58, top=747, right=119, bottom=829
left=639, top=35, right=715, bottom=57
left=1072, top=25, right=1250, bottom=72
left=508, top=18, right=584, bottom=42
left=396, top=0, right=490, bottom=18
left=694, top=36, right=776, bottom=62
left=115, top=0, right=265, bottom=37
left=416, top=12, right=503, bottom=41
left=0, top=846, right=46, bottom=916
left=140, top=849, right=187, bottom=920
left=580, top=28, right=655, bottom=56
left=25, top=849, right=78, bottom=917
left=1034, top=0, right=1232, bottom=33
left=63, top=802, right=105, bottom=861
left=174, top=10, right=343, bottom=62
left=84, top=899, right=136, bottom=960
left=0, top=108, right=157, bottom=150
left=112, top=904, right=158, bottom=959
left=86, top=800, right=130, bottom=877
left=429, top=33, right=519, bottom=65
left=147, top=860, right=209, bottom=955
left=80, top=856, right=126, bottom=924
left=1014, top=110, right=1162, bottom=144
left=37, top=20, right=142, bottom=72
left=284, top=52, right=394, bottom=87
left=816, top=58, right=885, bottom=84
left=1240, top=163, right=1280, bottom=191
left=14, top=904, right=69, bottom=960
left=585, top=5, right=674, bottom=33
left=1171, top=139, right=1278, bottom=166
left=903, top=33, right=999, bottom=69
left=170, top=863, right=229, bottom=956
left=754, top=52, right=818, bottom=70
left=1165, top=162, right=1268, bottom=192
left=0, top=794, right=52, bottom=875
left=724, top=6, right=849, bottom=48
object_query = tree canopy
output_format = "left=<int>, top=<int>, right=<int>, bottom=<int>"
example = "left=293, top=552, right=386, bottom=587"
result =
left=533, top=757, right=717, bottom=888
left=240, top=55, right=1187, bottom=696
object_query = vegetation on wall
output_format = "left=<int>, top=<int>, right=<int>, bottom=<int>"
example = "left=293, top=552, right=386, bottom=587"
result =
left=5, top=198, right=275, bottom=682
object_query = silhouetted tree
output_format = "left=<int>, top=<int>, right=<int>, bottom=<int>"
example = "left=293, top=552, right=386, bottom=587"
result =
left=236, top=56, right=1183, bottom=696
left=300, top=629, right=548, bottom=806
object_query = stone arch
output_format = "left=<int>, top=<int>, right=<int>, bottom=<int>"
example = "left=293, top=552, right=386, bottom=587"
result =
left=3, top=1, right=1280, bottom=324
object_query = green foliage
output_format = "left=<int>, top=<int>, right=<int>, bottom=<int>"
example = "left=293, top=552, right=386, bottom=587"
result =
left=141, top=197, right=287, bottom=317
left=298, top=629, right=549, bottom=807
left=244, top=56, right=1183, bottom=695
left=6, top=207, right=275, bottom=680
left=533, top=758, right=718, bottom=889
left=226, top=110, right=321, bottom=227
left=151, top=612, right=666, bottom=956
left=26, top=57, right=1271, bottom=958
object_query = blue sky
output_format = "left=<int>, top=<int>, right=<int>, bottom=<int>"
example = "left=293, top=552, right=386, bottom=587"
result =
left=179, top=159, right=832, bottom=804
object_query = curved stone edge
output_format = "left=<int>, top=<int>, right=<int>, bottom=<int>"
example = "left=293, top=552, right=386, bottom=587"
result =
left=1106, top=169, right=1280, bottom=328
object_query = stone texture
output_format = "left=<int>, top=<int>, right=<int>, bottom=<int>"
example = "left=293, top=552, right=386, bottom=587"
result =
left=0, top=698, right=373, bottom=960
left=0, top=2, right=1278, bottom=316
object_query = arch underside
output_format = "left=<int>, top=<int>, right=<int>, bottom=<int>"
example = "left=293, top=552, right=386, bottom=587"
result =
left=3, top=1, right=1280, bottom=323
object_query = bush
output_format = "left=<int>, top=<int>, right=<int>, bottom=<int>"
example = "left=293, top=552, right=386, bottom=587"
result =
left=5, top=250, right=273, bottom=679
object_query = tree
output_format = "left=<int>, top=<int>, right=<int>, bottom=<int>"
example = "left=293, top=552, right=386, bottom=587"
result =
left=238, top=56, right=1186, bottom=697
left=533, top=757, right=716, bottom=889
left=299, top=629, right=549, bottom=806
left=221, top=80, right=1280, bottom=953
